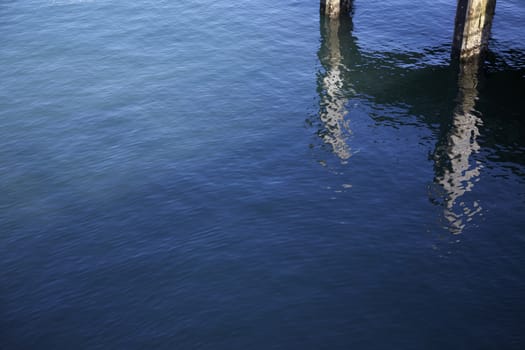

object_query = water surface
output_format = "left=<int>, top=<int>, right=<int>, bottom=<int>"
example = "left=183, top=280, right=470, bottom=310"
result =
left=1, top=1, right=524, bottom=349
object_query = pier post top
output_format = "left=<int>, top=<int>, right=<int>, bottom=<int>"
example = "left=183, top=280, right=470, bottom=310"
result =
left=452, top=0, right=497, bottom=62
left=321, top=0, right=352, bottom=18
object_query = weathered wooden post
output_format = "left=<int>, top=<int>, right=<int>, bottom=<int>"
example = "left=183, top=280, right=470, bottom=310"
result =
left=320, top=0, right=352, bottom=18
left=452, top=0, right=497, bottom=62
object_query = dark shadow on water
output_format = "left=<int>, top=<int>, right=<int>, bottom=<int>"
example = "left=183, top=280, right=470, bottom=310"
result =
left=314, top=11, right=525, bottom=235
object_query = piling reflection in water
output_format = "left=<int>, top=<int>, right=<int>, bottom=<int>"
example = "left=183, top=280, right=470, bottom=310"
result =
left=433, top=61, right=484, bottom=234
left=315, top=9, right=491, bottom=235
left=317, top=16, right=352, bottom=161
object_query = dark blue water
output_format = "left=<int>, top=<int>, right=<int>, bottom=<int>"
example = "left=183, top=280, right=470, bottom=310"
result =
left=1, top=1, right=524, bottom=349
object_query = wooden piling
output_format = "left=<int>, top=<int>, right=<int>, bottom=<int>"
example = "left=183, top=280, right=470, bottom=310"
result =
left=452, top=0, right=497, bottom=62
left=321, top=0, right=352, bottom=18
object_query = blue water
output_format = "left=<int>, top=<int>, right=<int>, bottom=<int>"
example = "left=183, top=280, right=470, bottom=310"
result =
left=1, top=1, right=524, bottom=349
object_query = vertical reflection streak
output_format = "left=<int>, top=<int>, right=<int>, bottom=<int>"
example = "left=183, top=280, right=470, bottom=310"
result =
left=434, top=61, right=484, bottom=234
left=318, top=17, right=351, bottom=161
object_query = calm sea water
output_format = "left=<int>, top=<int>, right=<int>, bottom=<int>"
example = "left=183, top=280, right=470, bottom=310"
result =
left=1, top=0, right=524, bottom=349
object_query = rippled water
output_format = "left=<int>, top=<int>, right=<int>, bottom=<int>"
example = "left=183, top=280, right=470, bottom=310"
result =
left=1, top=1, right=524, bottom=349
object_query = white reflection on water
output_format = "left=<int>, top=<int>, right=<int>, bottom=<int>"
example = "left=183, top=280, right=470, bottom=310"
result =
left=434, top=61, right=483, bottom=234
left=318, top=17, right=352, bottom=161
